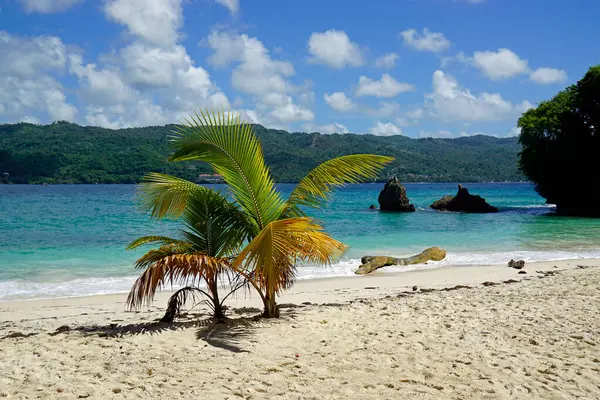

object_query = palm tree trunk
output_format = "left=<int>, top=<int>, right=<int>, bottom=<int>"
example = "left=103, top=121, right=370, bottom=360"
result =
left=209, top=279, right=224, bottom=319
left=262, top=293, right=279, bottom=318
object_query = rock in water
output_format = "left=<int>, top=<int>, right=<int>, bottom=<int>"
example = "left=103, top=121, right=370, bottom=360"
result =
left=430, top=185, right=498, bottom=213
left=369, top=204, right=377, bottom=210
left=355, top=247, right=446, bottom=275
left=378, top=177, right=415, bottom=212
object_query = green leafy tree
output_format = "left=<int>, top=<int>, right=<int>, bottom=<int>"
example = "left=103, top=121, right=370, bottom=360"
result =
left=128, top=110, right=393, bottom=318
left=518, top=65, right=600, bottom=216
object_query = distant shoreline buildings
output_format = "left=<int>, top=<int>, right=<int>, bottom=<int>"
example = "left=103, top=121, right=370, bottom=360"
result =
left=197, top=174, right=224, bottom=183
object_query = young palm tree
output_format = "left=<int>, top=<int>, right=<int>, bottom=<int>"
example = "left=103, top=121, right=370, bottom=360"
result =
left=127, top=187, right=248, bottom=320
left=128, top=110, right=393, bottom=318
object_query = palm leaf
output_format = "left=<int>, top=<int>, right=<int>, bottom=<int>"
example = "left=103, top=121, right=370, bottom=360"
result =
left=137, top=173, right=211, bottom=219
left=285, top=154, right=394, bottom=216
left=160, top=286, right=207, bottom=323
left=232, top=217, right=348, bottom=297
left=127, top=248, right=230, bottom=309
left=169, top=110, right=285, bottom=233
left=127, top=235, right=183, bottom=250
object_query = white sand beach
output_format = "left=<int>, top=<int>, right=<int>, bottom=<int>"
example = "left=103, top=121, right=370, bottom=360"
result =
left=1, top=259, right=599, bottom=399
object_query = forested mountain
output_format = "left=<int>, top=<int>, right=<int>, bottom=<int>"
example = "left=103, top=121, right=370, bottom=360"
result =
left=0, top=121, right=524, bottom=184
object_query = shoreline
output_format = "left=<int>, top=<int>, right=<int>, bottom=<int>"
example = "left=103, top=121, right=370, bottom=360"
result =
left=2, top=258, right=598, bottom=321
left=0, top=253, right=598, bottom=304
left=1, top=258, right=599, bottom=399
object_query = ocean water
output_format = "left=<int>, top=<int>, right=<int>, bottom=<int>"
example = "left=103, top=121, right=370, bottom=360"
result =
left=2, top=183, right=600, bottom=301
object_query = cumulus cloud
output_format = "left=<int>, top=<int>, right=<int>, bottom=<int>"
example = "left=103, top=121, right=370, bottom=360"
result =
left=323, top=92, right=356, bottom=112
left=307, top=30, right=364, bottom=68
left=400, top=28, right=451, bottom=53
left=472, top=48, right=529, bottom=80
left=104, top=0, right=182, bottom=47
left=0, top=31, right=77, bottom=123
left=367, top=102, right=400, bottom=118
left=356, top=74, right=414, bottom=98
left=207, top=30, right=313, bottom=126
left=529, top=67, right=568, bottom=84
left=18, top=0, right=83, bottom=13
left=215, top=0, right=239, bottom=14
left=60, top=0, right=230, bottom=128
left=369, top=121, right=402, bottom=136
left=302, top=122, right=349, bottom=134
left=375, top=53, right=399, bottom=69
left=425, top=70, right=531, bottom=122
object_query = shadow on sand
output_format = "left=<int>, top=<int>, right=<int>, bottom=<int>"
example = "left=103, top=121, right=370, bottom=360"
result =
left=48, top=312, right=265, bottom=353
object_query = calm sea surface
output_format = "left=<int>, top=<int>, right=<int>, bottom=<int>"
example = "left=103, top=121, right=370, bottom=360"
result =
left=2, top=183, right=600, bottom=300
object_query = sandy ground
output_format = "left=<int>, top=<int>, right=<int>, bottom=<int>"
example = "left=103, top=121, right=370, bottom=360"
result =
left=1, top=259, right=599, bottom=399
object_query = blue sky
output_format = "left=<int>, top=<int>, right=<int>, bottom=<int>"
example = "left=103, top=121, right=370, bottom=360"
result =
left=0, top=0, right=598, bottom=138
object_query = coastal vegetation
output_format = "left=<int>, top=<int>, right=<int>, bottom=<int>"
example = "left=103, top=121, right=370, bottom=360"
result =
left=0, top=121, right=523, bottom=184
left=518, top=65, right=600, bottom=216
left=128, top=110, right=392, bottom=318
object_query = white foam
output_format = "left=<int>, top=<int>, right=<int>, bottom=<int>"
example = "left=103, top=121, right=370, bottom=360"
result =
left=2, top=249, right=600, bottom=301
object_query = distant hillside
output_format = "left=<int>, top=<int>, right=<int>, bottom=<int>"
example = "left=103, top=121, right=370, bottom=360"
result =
left=0, top=121, right=524, bottom=184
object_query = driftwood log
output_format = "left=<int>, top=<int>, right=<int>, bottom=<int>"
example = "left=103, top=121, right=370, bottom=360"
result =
left=355, top=247, right=447, bottom=275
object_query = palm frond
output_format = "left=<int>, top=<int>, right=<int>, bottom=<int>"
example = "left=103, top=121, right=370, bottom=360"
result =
left=137, top=173, right=211, bottom=219
left=127, top=235, right=183, bottom=250
left=169, top=110, right=285, bottom=233
left=160, top=286, right=208, bottom=323
left=127, top=249, right=229, bottom=309
left=232, top=217, right=348, bottom=297
left=285, top=154, right=394, bottom=216
left=181, top=188, right=252, bottom=257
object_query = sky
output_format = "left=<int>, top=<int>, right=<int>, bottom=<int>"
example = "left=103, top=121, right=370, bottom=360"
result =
left=0, top=0, right=598, bottom=138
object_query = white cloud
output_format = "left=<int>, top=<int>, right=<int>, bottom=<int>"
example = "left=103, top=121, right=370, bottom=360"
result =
left=264, top=94, right=314, bottom=123
left=369, top=121, right=402, bottom=136
left=323, top=92, right=356, bottom=112
left=104, top=0, right=182, bottom=47
left=215, top=0, right=239, bottom=14
left=529, top=67, right=568, bottom=84
left=425, top=70, right=530, bottom=122
left=356, top=74, right=414, bottom=98
left=406, top=108, right=424, bottom=120
left=440, top=51, right=471, bottom=68
left=303, top=122, right=349, bottom=134
left=60, top=0, right=230, bottom=128
left=0, top=31, right=77, bottom=123
left=375, top=53, right=399, bottom=69
left=368, top=101, right=399, bottom=117
left=18, top=0, right=83, bottom=13
left=400, top=28, right=450, bottom=53
left=508, top=127, right=522, bottom=137
left=472, top=48, right=529, bottom=80
left=207, top=31, right=312, bottom=125
left=207, top=31, right=294, bottom=96
left=307, top=30, right=364, bottom=69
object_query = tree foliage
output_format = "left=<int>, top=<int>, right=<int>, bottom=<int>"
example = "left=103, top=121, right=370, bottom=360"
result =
left=0, top=121, right=524, bottom=184
left=130, top=110, right=392, bottom=318
left=518, top=65, right=600, bottom=216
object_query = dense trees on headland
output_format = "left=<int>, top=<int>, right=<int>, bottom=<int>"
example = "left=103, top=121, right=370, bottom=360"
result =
left=518, top=65, right=600, bottom=216
left=0, top=122, right=524, bottom=184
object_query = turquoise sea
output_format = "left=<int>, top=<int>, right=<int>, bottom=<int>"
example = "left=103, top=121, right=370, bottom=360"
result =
left=2, top=183, right=600, bottom=301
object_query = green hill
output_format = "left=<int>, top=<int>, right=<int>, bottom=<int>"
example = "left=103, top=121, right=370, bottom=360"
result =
left=0, top=121, right=524, bottom=184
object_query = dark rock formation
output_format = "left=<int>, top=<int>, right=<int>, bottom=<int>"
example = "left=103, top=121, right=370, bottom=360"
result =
left=430, top=185, right=498, bottom=213
left=508, top=259, right=525, bottom=269
left=355, top=247, right=447, bottom=275
left=369, top=204, right=377, bottom=210
left=378, top=177, right=415, bottom=212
